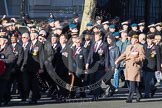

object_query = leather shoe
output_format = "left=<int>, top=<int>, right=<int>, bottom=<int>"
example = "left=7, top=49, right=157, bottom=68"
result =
left=92, top=96, right=99, bottom=101
left=126, top=99, right=132, bottom=103
left=29, top=100, right=37, bottom=104
left=151, top=88, right=157, bottom=97
left=136, top=98, right=140, bottom=102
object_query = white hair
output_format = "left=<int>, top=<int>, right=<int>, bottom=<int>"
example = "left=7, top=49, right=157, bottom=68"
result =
left=22, top=32, right=30, bottom=38
left=139, top=33, right=146, bottom=39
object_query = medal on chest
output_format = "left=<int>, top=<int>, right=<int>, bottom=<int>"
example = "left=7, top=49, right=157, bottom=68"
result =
left=32, top=45, right=39, bottom=56
left=151, top=46, right=156, bottom=58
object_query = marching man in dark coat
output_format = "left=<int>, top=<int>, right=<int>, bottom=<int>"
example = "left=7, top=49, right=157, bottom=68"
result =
left=0, top=35, right=16, bottom=106
left=7, top=32, right=24, bottom=102
left=25, top=32, right=44, bottom=104
left=86, top=31, right=110, bottom=100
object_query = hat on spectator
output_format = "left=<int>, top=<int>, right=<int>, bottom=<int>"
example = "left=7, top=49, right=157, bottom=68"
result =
left=113, top=32, right=120, bottom=37
left=121, top=21, right=128, bottom=25
left=131, top=23, right=138, bottom=27
left=86, top=22, right=93, bottom=27
left=69, top=23, right=77, bottom=29
left=138, top=22, right=145, bottom=26
left=102, top=21, right=109, bottom=25
left=148, top=23, right=155, bottom=28
left=48, top=18, right=54, bottom=23
left=109, top=25, right=115, bottom=29
left=155, top=22, right=161, bottom=27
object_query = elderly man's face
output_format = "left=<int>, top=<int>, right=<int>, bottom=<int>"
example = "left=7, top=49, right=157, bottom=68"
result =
left=0, top=38, right=6, bottom=46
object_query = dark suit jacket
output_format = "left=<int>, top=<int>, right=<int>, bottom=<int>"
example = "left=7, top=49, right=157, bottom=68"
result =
left=82, top=40, right=92, bottom=62
left=0, top=44, right=16, bottom=80
left=73, top=47, right=86, bottom=78
left=52, top=43, right=61, bottom=68
left=56, top=44, right=71, bottom=82
left=143, top=44, right=161, bottom=72
left=43, top=41, right=54, bottom=63
left=26, top=40, right=44, bottom=72
left=21, top=41, right=31, bottom=69
left=10, top=43, right=24, bottom=68
left=87, top=41, right=110, bottom=70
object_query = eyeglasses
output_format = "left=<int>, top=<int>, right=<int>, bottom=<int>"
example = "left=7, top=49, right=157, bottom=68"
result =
left=22, top=37, right=27, bottom=39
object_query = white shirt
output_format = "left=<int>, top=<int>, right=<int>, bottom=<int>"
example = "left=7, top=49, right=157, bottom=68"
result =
left=84, top=40, right=90, bottom=48
left=95, top=40, right=102, bottom=52
left=12, top=43, right=16, bottom=48
left=32, top=40, right=37, bottom=46
left=52, top=43, right=57, bottom=48
left=147, top=44, right=154, bottom=48
left=61, top=44, right=66, bottom=52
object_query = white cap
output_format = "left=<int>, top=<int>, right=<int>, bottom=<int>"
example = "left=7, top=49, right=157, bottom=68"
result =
left=102, top=21, right=109, bottom=25
left=138, top=22, right=145, bottom=26
left=148, top=24, right=155, bottom=28
left=121, top=21, right=128, bottom=25
left=119, top=29, right=127, bottom=33
left=4, top=23, right=14, bottom=27
left=27, top=24, right=35, bottom=28
left=51, top=27, right=56, bottom=31
left=155, top=22, right=161, bottom=26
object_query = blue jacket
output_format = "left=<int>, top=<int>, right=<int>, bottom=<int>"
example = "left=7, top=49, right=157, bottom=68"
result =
left=116, top=39, right=131, bottom=67
left=109, top=45, right=120, bottom=69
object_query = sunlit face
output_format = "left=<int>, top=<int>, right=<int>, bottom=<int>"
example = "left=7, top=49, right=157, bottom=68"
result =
left=131, top=38, right=138, bottom=45
left=59, top=35, right=67, bottom=44
left=75, top=39, right=82, bottom=47
left=95, top=34, right=102, bottom=42
left=51, top=36, right=58, bottom=44
left=84, top=35, right=91, bottom=41
left=0, top=38, right=6, bottom=46
left=103, top=24, right=109, bottom=30
left=147, top=38, right=154, bottom=45
left=132, top=26, right=137, bottom=31
left=30, top=28, right=36, bottom=33
left=107, top=38, right=112, bottom=44
left=56, top=29, right=62, bottom=35
left=156, top=26, right=161, bottom=31
left=154, top=36, right=161, bottom=43
left=150, top=27, right=155, bottom=32
left=11, top=36, right=17, bottom=43
left=30, top=33, right=38, bottom=41
left=96, top=20, right=101, bottom=25
left=121, top=32, right=128, bottom=40
left=139, top=26, right=145, bottom=30
left=123, top=25, right=128, bottom=30
left=72, top=35, right=77, bottom=43
left=109, top=28, right=115, bottom=32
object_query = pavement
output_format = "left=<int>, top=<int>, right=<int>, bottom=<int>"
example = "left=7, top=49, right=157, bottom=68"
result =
left=2, top=82, right=162, bottom=108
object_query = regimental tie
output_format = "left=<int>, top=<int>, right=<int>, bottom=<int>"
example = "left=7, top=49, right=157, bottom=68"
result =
left=94, top=42, right=98, bottom=52
left=23, top=43, right=27, bottom=50
left=73, top=47, right=81, bottom=58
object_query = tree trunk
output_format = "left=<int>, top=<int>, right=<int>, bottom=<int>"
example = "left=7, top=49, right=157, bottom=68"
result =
left=79, top=0, right=97, bottom=36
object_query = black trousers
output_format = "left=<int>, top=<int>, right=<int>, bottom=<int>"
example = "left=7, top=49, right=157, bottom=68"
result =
left=127, top=81, right=140, bottom=100
left=24, top=68, right=40, bottom=101
left=0, top=79, right=8, bottom=103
